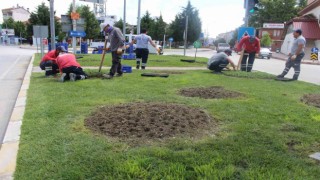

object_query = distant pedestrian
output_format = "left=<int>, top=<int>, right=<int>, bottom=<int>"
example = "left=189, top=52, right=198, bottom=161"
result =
left=208, top=49, right=236, bottom=73
left=277, top=29, right=306, bottom=80
left=56, top=52, right=88, bottom=82
left=100, top=22, right=125, bottom=79
left=40, top=46, right=66, bottom=77
left=131, top=29, right=159, bottom=70
left=237, top=35, right=260, bottom=72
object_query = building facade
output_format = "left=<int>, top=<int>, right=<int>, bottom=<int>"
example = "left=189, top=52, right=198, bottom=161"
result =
left=2, top=5, right=30, bottom=22
left=257, top=23, right=285, bottom=51
left=281, top=0, right=320, bottom=59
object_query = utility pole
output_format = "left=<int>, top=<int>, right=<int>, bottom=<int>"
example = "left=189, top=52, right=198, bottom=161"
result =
left=49, top=0, right=55, bottom=50
left=72, top=0, right=76, bottom=54
left=123, top=0, right=126, bottom=35
left=137, top=0, right=141, bottom=34
left=183, top=15, right=188, bottom=56
left=245, top=0, right=249, bottom=27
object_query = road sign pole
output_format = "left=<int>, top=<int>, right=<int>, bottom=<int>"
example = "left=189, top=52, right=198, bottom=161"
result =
left=183, top=15, right=188, bottom=56
left=245, top=0, right=249, bottom=27
left=49, top=0, right=56, bottom=50
left=72, top=0, right=77, bottom=54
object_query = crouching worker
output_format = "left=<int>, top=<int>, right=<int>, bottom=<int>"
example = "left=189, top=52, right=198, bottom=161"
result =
left=56, top=53, right=88, bottom=82
left=40, top=46, right=66, bottom=77
left=208, top=49, right=236, bottom=73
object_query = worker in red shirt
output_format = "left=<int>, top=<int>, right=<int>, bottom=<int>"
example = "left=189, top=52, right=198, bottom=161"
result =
left=237, top=35, right=260, bottom=72
left=40, top=46, right=67, bottom=77
left=56, top=53, right=88, bottom=82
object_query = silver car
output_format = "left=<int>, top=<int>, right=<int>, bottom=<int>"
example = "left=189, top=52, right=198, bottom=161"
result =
left=259, top=48, right=272, bottom=59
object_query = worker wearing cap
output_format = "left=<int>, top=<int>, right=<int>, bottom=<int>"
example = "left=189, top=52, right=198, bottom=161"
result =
left=100, top=22, right=125, bottom=79
left=237, top=35, right=260, bottom=72
left=40, top=46, right=66, bottom=76
left=131, top=28, right=159, bottom=70
left=56, top=52, right=88, bottom=82
left=277, top=29, right=306, bottom=80
left=208, top=49, right=236, bottom=73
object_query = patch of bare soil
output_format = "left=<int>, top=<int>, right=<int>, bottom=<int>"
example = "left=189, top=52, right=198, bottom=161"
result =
left=179, top=86, right=243, bottom=99
left=84, top=103, right=214, bottom=142
left=301, top=94, right=320, bottom=108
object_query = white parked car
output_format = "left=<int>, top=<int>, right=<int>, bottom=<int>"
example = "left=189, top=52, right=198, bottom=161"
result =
left=258, top=47, right=272, bottom=59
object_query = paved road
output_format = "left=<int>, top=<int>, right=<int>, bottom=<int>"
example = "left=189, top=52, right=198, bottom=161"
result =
left=164, top=48, right=320, bottom=85
left=0, top=46, right=35, bottom=144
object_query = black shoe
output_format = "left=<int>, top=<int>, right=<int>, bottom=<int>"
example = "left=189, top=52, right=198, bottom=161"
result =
left=213, top=71, right=222, bottom=74
left=136, top=65, right=140, bottom=69
left=276, top=74, right=284, bottom=78
left=141, top=66, right=146, bottom=70
left=115, top=73, right=123, bottom=77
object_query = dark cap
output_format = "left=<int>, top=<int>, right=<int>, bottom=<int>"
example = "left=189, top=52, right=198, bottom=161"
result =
left=295, top=29, right=302, bottom=35
left=56, top=46, right=67, bottom=52
left=224, top=49, right=232, bottom=56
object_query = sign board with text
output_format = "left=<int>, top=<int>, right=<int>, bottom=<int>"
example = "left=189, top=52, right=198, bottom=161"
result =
left=263, top=23, right=284, bottom=29
left=1, top=29, right=15, bottom=36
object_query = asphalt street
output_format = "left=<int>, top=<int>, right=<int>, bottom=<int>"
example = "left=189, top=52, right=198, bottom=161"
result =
left=164, top=48, right=320, bottom=85
left=0, top=46, right=35, bottom=144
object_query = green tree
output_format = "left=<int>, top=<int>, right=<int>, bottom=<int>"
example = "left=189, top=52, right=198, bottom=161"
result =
left=2, top=17, right=15, bottom=29
left=14, top=21, right=27, bottom=38
left=168, top=1, right=202, bottom=43
left=141, top=11, right=156, bottom=37
left=152, top=14, right=167, bottom=41
left=78, top=5, right=100, bottom=39
left=260, top=33, right=272, bottom=47
left=26, top=3, right=62, bottom=38
left=249, top=0, right=299, bottom=28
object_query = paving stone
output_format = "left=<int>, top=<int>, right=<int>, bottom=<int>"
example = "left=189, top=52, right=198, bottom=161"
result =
left=10, top=107, right=25, bottom=122
left=15, top=97, right=26, bottom=107
left=0, top=142, right=19, bottom=176
left=0, top=173, right=13, bottom=180
left=3, top=121, right=21, bottom=143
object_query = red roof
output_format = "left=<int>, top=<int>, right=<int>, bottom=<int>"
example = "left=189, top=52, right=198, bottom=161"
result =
left=293, top=21, right=320, bottom=39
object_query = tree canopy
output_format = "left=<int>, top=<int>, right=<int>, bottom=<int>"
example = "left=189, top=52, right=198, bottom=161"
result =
left=168, top=1, right=202, bottom=43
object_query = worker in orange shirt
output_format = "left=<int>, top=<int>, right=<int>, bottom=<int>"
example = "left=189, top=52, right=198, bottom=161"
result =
left=40, top=46, right=67, bottom=77
left=237, top=35, right=260, bottom=72
left=56, top=52, right=88, bottom=82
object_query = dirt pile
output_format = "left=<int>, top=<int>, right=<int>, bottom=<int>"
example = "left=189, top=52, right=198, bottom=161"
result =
left=85, top=103, right=213, bottom=141
left=301, top=94, right=320, bottom=108
left=179, top=86, right=243, bottom=99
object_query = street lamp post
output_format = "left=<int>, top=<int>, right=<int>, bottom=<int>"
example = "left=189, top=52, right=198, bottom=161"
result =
left=183, top=15, right=188, bottom=56
left=49, top=0, right=56, bottom=50
left=137, top=0, right=141, bottom=34
left=72, top=0, right=77, bottom=54
left=123, top=0, right=126, bottom=35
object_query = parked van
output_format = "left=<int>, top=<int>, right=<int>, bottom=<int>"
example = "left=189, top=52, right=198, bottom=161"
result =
left=217, top=43, right=231, bottom=53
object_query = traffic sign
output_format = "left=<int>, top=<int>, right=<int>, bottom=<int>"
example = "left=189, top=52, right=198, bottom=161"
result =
left=237, top=27, right=255, bottom=41
left=69, top=31, right=86, bottom=37
left=311, top=47, right=319, bottom=54
left=193, top=41, right=201, bottom=48
left=168, top=37, right=174, bottom=42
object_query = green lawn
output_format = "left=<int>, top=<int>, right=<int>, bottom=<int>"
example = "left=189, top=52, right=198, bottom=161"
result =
left=15, top=66, right=320, bottom=179
left=34, top=53, right=208, bottom=67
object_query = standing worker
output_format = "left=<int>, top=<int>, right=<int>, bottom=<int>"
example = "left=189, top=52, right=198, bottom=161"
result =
left=237, top=35, right=260, bottom=72
left=40, top=46, right=67, bottom=77
left=56, top=52, right=88, bottom=82
left=100, top=22, right=125, bottom=79
left=277, top=29, right=306, bottom=80
left=208, top=49, right=236, bottom=73
left=131, top=29, right=159, bottom=70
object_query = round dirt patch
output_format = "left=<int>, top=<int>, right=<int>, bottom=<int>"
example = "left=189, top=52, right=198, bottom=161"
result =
left=84, top=103, right=213, bottom=141
left=179, top=86, right=243, bottom=99
left=301, top=94, right=320, bottom=108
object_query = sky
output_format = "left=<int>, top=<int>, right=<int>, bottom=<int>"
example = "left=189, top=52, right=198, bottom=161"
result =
left=0, top=0, right=245, bottom=38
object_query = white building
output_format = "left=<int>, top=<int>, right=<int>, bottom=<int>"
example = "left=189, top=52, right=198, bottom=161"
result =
left=281, top=0, right=320, bottom=58
left=2, top=5, right=30, bottom=22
